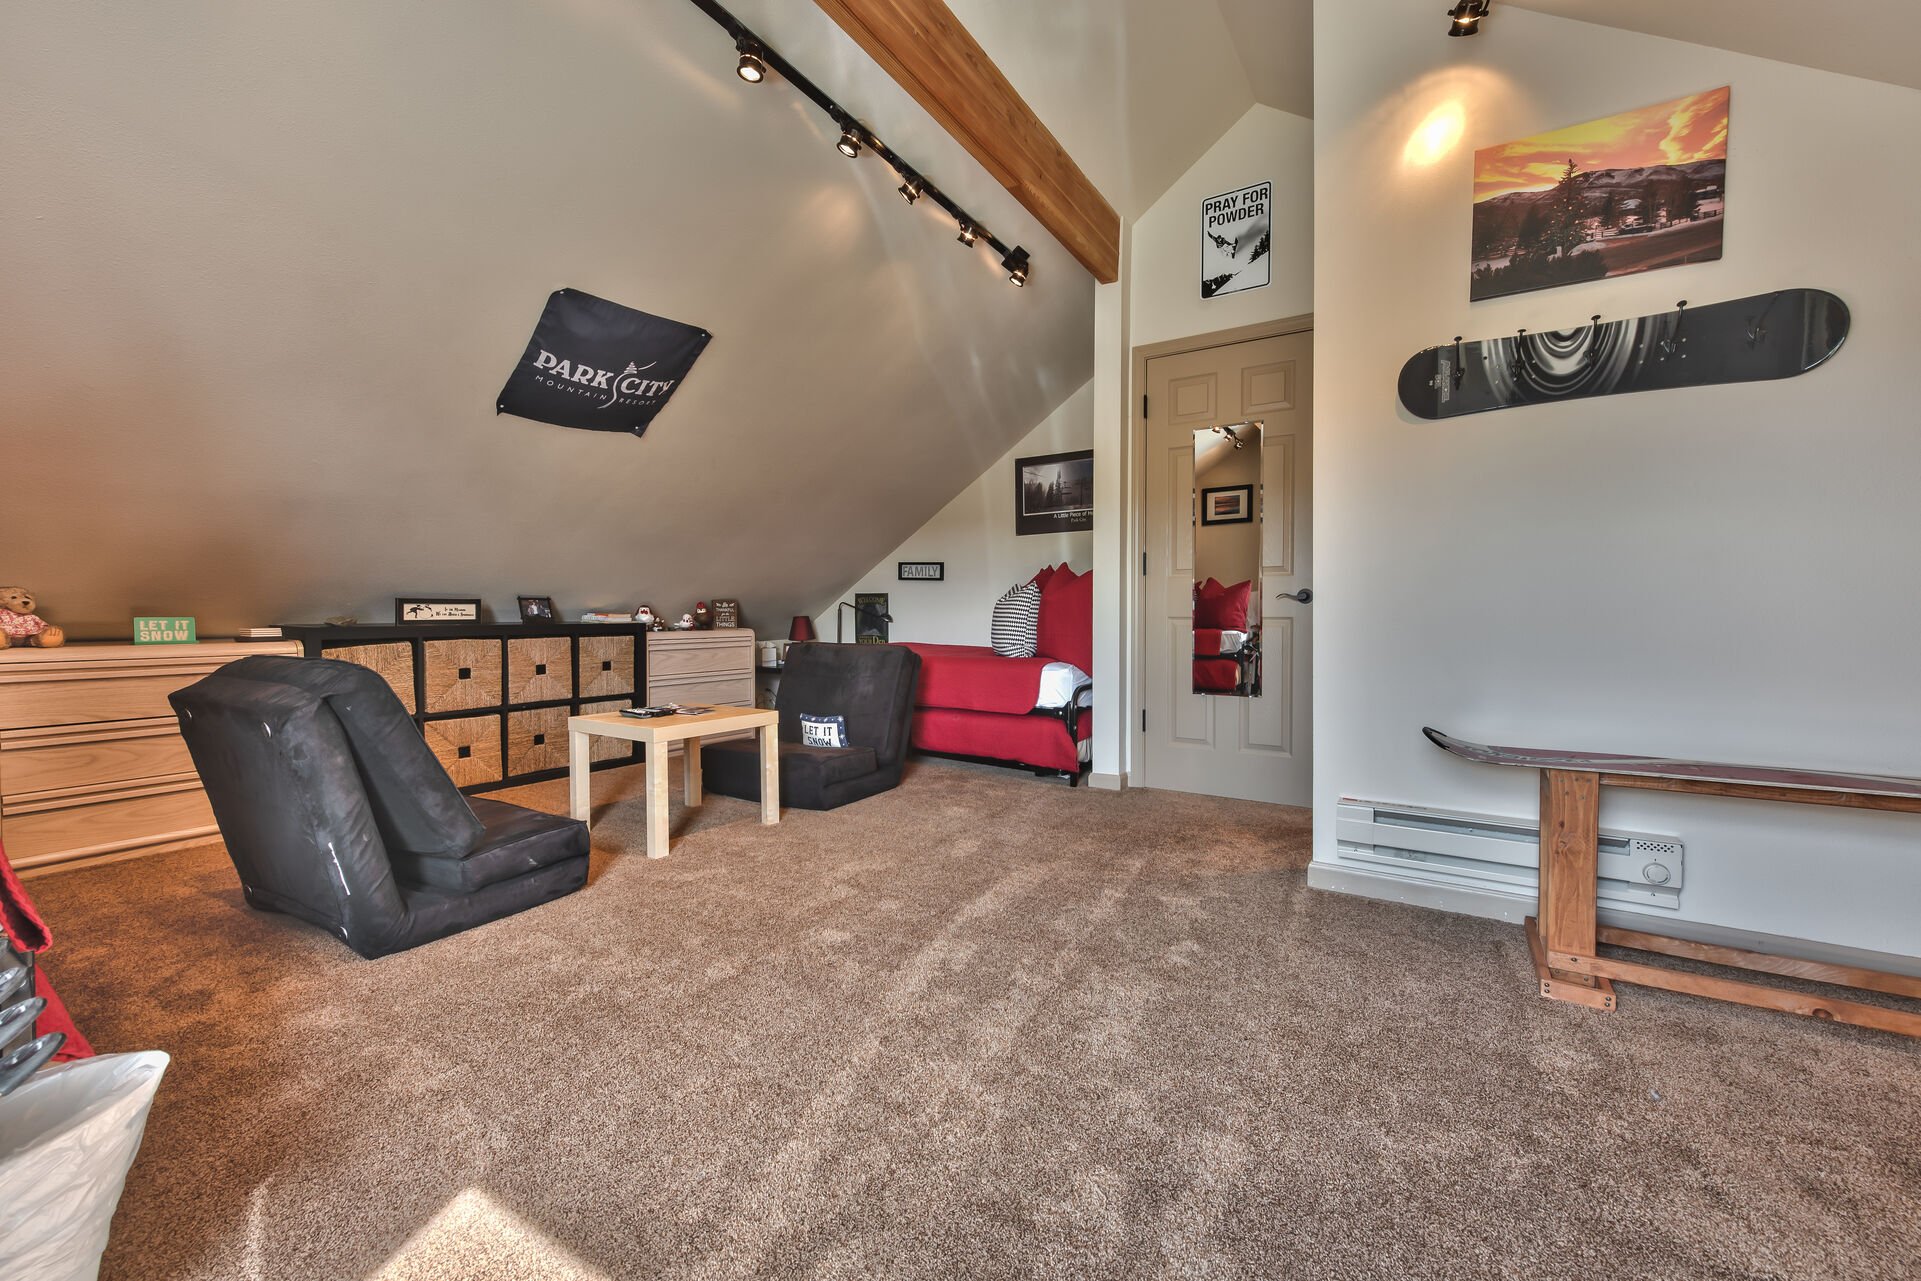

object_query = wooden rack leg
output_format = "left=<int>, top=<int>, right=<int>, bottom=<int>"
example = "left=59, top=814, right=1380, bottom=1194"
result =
left=1526, top=916, right=1615, bottom=1010
left=1531, top=769, right=1614, bottom=1011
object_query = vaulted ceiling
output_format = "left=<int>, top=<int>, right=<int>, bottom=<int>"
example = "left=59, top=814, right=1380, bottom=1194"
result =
left=0, top=0, right=1093, bottom=637
left=1503, top=0, right=1921, bottom=93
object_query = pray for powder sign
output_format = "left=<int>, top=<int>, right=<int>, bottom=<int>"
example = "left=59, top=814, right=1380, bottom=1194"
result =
left=1201, top=181, right=1272, bottom=299
left=496, top=289, right=711, bottom=437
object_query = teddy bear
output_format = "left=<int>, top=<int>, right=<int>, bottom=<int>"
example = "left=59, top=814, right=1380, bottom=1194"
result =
left=0, top=587, right=64, bottom=650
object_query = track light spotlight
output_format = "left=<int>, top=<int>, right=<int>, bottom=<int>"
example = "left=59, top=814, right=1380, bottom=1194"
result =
left=1002, top=247, right=1030, bottom=287
left=692, top=2, right=1041, bottom=292
left=735, top=39, right=767, bottom=82
left=1446, top=0, right=1490, bottom=36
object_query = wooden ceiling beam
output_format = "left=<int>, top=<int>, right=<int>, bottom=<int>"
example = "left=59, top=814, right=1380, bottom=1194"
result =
left=812, top=0, right=1121, bottom=284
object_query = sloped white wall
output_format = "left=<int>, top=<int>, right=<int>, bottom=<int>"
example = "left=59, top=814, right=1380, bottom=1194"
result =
left=0, top=1, right=1092, bottom=637
left=944, top=0, right=1254, bottom=219
left=1313, top=0, right=1921, bottom=958
left=815, top=382, right=1093, bottom=645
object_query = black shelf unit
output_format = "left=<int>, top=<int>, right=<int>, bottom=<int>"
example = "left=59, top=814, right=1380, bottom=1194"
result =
left=279, top=622, right=649, bottom=793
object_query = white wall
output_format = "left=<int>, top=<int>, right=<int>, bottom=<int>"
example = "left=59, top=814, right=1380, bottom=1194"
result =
left=1313, top=1, right=1921, bottom=958
left=1088, top=102, right=1316, bottom=784
left=816, top=382, right=1093, bottom=645
left=1131, top=104, right=1316, bottom=347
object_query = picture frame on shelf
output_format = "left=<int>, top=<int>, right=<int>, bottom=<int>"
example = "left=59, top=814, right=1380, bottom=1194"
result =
left=854, top=593, right=890, bottom=645
left=518, top=596, right=557, bottom=622
left=711, top=598, right=741, bottom=629
left=395, top=596, right=482, bottom=625
left=1200, top=485, right=1254, bottom=526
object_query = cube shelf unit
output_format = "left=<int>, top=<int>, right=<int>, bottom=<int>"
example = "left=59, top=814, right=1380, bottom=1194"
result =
left=279, top=622, right=649, bottom=793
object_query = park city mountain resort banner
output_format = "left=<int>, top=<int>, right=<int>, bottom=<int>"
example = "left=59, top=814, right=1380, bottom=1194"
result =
left=497, top=289, right=711, bottom=437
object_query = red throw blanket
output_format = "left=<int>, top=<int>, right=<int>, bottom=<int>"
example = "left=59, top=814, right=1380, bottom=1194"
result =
left=1, top=841, right=95, bottom=1061
left=1193, top=657, right=1241, bottom=693
left=900, top=643, right=1053, bottom=715
left=1193, top=628, right=1227, bottom=657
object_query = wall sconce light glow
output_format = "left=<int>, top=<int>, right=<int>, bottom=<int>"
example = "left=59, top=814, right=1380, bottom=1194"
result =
left=1404, top=101, right=1466, bottom=166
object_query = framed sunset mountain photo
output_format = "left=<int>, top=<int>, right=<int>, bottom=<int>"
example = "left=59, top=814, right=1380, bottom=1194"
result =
left=1470, top=87, right=1729, bottom=301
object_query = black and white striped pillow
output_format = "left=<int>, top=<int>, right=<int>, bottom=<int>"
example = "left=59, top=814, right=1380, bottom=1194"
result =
left=990, top=581, right=1041, bottom=657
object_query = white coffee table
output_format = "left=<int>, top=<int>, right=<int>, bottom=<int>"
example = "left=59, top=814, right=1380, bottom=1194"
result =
left=567, top=707, right=780, bottom=859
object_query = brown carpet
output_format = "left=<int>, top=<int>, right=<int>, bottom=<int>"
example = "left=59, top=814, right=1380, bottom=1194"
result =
left=24, top=756, right=1921, bottom=1280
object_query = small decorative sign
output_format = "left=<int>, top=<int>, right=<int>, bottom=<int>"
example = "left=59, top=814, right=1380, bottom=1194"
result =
left=134, top=616, right=197, bottom=645
left=396, top=597, right=482, bottom=624
left=710, top=598, right=741, bottom=629
left=897, top=561, right=944, bottom=582
left=1201, top=181, right=1271, bottom=299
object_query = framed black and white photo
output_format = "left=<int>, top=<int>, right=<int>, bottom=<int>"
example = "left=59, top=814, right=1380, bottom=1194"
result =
left=1015, top=450, right=1093, bottom=537
left=1201, top=181, right=1271, bottom=299
left=518, top=595, right=557, bottom=621
left=1200, top=485, right=1254, bottom=526
left=395, top=596, right=482, bottom=624
left=854, top=593, right=890, bottom=645
left=898, top=561, right=945, bottom=582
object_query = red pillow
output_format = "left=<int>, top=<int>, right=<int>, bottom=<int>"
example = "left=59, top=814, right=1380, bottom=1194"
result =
left=1194, top=577, right=1250, bottom=631
left=1030, top=564, right=1058, bottom=593
left=1037, top=566, right=1093, bottom=674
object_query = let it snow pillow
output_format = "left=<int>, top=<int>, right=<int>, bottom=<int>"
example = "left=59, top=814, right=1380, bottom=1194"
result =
left=799, top=713, right=850, bottom=748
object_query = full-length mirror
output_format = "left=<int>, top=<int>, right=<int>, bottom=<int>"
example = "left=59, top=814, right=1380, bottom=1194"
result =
left=1192, top=420, right=1262, bottom=696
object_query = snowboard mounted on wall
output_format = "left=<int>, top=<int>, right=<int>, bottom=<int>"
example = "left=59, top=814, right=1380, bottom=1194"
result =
left=1398, top=288, right=1849, bottom=420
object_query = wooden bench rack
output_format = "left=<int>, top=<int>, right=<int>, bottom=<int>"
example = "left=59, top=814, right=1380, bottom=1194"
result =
left=1425, top=727, right=1921, bottom=1038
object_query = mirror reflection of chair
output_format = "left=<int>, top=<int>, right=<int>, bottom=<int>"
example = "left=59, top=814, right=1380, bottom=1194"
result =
left=1193, top=420, right=1263, bottom=697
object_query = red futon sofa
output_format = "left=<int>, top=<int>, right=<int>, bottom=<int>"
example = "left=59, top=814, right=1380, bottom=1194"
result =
left=900, top=564, right=1093, bottom=783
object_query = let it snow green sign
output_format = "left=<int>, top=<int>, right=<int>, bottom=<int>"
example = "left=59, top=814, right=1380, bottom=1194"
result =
left=134, top=616, right=197, bottom=645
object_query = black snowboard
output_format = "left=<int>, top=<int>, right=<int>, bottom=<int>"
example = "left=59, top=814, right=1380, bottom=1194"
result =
left=1399, top=288, right=1849, bottom=420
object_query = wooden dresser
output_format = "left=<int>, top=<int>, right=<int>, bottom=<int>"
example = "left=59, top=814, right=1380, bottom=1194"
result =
left=280, top=622, right=650, bottom=792
left=646, top=629, right=756, bottom=753
left=0, top=640, right=300, bottom=875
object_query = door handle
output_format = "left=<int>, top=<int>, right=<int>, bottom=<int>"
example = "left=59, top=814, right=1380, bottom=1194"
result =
left=1274, top=589, right=1313, bottom=604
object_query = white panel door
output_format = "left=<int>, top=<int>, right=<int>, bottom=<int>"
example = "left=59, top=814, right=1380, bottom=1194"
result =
left=1142, top=331, right=1313, bottom=804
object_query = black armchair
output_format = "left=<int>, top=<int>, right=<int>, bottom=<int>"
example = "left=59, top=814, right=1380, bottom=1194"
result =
left=170, top=656, right=588, bottom=959
left=701, top=642, right=920, bottom=810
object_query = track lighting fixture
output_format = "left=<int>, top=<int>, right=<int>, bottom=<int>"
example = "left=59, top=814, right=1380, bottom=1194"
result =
left=1002, top=247, right=1030, bottom=287
left=735, top=39, right=766, bottom=82
left=691, top=0, right=1035, bottom=290
left=1446, top=0, right=1490, bottom=36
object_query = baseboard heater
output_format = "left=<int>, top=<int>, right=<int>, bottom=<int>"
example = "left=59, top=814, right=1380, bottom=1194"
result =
left=1335, top=799, right=1684, bottom=911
